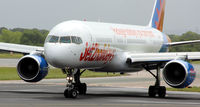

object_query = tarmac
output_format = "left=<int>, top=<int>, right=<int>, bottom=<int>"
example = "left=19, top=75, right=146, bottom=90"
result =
left=0, top=78, right=200, bottom=107
left=0, top=58, right=200, bottom=107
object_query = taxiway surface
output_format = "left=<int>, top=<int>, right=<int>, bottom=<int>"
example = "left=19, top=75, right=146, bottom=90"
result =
left=0, top=59, right=200, bottom=107
left=0, top=78, right=200, bottom=107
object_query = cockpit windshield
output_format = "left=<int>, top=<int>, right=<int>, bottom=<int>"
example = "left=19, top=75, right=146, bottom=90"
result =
left=60, top=37, right=71, bottom=43
left=46, top=35, right=82, bottom=44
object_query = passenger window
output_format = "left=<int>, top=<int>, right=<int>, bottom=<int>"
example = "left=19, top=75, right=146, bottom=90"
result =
left=60, top=37, right=71, bottom=43
left=48, top=36, right=59, bottom=43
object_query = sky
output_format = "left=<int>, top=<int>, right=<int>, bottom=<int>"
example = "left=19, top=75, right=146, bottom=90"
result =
left=0, top=0, right=199, bottom=35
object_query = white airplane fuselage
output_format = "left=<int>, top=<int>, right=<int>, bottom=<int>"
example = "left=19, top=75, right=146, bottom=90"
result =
left=44, top=20, right=170, bottom=72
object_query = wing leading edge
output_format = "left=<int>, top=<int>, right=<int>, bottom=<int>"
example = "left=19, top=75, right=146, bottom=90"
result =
left=0, top=42, right=44, bottom=54
left=126, top=52, right=200, bottom=64
left=167, top=40, right=200, bottom=46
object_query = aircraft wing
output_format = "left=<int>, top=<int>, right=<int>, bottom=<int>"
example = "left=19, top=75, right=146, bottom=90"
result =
left=126, top=52, right=200, bottom=65
left=0, top=42, right=44, bottom=54
left=167, top=40, right=200, bottom=46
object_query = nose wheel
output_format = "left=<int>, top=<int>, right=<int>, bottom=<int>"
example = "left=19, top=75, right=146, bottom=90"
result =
left=64, top=88, right=78, bottom=98
left=62, top=69, right=87, bottom=98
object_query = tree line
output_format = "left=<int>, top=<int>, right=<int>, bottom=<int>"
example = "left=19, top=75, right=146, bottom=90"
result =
left=169, top=31, right=200, bottom=52
left=0, top=27, right=48, bottom=46
left=0, top=27, right=200, bottom=52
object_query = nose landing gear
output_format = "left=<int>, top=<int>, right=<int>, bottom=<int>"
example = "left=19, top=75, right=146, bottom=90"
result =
left=62, top=68, right=87, bottom=98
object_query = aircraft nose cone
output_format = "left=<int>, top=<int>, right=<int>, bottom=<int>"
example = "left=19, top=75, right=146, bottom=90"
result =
left=44, top=43, right=72, bottom=68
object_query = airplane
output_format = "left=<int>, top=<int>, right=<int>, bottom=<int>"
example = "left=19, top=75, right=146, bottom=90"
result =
left=0, top=0, right=200, bottom=98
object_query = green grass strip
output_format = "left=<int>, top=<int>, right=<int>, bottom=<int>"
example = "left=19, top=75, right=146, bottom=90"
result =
left=0, top=67, right=121, bottom=80
left=0, top=53, right=23, bottom=58
left=167, top=87, right=200, bottom=92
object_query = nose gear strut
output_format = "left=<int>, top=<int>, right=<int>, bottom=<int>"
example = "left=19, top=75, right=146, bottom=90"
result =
left=62, top=68, right=87, bottom=98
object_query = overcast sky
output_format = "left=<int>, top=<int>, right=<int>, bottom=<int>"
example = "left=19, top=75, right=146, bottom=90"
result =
left=0, top=0, right=199, bottom=34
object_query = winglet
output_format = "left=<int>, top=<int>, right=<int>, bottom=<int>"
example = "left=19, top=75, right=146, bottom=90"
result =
left=148, top=0, right=166, bottom=32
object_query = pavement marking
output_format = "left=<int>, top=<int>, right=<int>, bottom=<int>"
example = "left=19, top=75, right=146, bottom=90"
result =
left=113, top=99, right=200, bottom=105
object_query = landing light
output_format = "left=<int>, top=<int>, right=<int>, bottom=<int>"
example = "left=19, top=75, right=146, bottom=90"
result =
left=66, top=76, right=73, bottom=81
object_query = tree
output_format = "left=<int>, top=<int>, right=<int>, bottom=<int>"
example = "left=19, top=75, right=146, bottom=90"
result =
left=20, top=29, right=46, bottom=46
left=0, top=27, right=8, bottom=34
left=0, top=29, right=22, bottom=44
left=169, top=31, right=200, bottom=52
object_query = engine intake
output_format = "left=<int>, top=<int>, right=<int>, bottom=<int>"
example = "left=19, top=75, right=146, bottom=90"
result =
left=17, top=55, right=48, bottom=82
left=163, top=60, right=196, bottom=88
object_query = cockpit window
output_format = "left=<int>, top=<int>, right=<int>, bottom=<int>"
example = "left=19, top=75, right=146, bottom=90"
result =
left=48, top=36, right=59, bottom=43
left=46, top=35, right=82, bottom=44
left=77, top=37, right=83, bottom=44
left=71, top=36, right=77, bottom=43
left=60, top=36, right=71, bottom=43
left=71, top=36, right=82, bottom=44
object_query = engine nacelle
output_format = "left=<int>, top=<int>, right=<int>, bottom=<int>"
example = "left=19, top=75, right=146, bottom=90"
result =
left=163, top=60, right=196, bottom=88
left=17, top=55, right=48, bottom=82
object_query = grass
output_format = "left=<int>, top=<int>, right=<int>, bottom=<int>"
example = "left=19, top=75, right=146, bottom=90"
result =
left=0, top=67, right=121, bottom=80
left=0, top=53, right=23, bottom=58
left=167, top=87, right=200, bottom=92
left=191, top=61, right=200, bottom=64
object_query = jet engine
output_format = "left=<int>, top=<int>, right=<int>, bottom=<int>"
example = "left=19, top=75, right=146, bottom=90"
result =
left=162, top=60, right=196, bottom=88
left=17, top=55, right=48, bottom=82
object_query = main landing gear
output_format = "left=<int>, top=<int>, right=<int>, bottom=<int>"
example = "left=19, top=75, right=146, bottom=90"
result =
left=144, top=64, right=166, bottom=98
left=62, top=68, right=87, bottom=98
